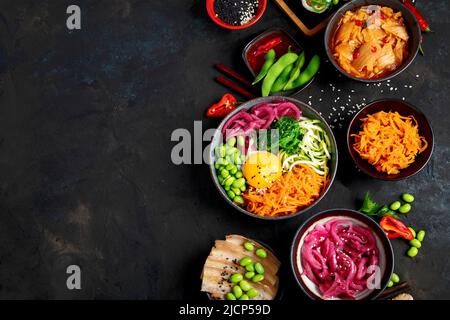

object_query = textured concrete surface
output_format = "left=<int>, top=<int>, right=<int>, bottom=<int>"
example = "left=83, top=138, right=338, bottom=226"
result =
left=0, top=0, right=448, bottom=299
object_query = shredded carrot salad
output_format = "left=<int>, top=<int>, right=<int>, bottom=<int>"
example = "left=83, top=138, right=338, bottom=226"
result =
left=243, top=164, right=326, bottom=217
left=352, top=111, right=428, bottom=175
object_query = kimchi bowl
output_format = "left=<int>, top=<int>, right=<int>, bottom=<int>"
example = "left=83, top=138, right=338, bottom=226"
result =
left=324, top=0, right=421, bottom=82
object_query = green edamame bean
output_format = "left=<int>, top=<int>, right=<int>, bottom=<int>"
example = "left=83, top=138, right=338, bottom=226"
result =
left=332, top=0, right=339, bottom=5
left=232, top=178, right=246, bottom=189
left=219, top=145, right=226, bottom=158
left=407, top=247, right=419, bottom=257
left=286, top=54, right=320, bottom=91
left=254, top=262, right=264, bottom=274
left=261, top=52, right=299, bottom=96
left=240, top=185, right=246, bottom=192
left=399, top=203, right=411, bottom=214
left=234, top=196, right=244, bottom=205
left=417, top=230, right=425, bottom=242
left=231, top=187, right=241, bottom=196
left=227, top=137, right=236, bottom=147
left=244, top=242, right=254, bottom=251
left=245, top=271, right=255, bottom=279
left=235, top=171, right=243, bottom=179
left=215, top=163, right=220, bottom=170
left=283, top=52, right=306, bottom=90
left=253, top=49, right=276, bottom=85
left=227, top=190, right=235, bottom=199
left=239, top=257, right=252, bottom=267
left=270, top=63, right=294, bottom=93
left=408, top=227, right=416, bottom=238
left=402, top=193, right=415, bottom=203
left=252, top=274, right=264, bottom=283
left=410, top=239, right=422, bottom=248
left=387, top=280, right=394, bottom=288
left=247, top=288, right=259, bottom=299
left=232, top=285, right=243, bottom=298
left=225, top=163, right=235, bottom=171
left=230, top=273, right=243, bottom=283
left=220, top=169, right=229, bottom=179
left=245, top=263, right=255, bottom=272
left=225, top=177, right=235, bottom=187
left=239, top=294, right=249, bottom=300
left=226, top=292, right=236, bottom=300
left=255, top=248, right=267, bottom=259
left=239, top=280, right=252, bottom=292
left=226, top=147, right=237, bottom=155
left=224, top=184, right=231, bottom=191
left=237, top=136, right=245, bottom=148
left=233, top=153, right=241, bottom=165
left=391, top=273, right=400, bottom=283
left=230, top=167, right=238, bottom=175
left=390, top=201, right=401, bottom=211
left=218, top=175, right=224, bottom=184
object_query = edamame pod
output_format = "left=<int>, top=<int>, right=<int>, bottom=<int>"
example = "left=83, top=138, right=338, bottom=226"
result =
left=252, top=49, right=276, bottom=85
left=261, top=52, right=299, bottom=96
left=285, top=54, right=320, bottom=91
left=283, top=52, right=305, bottom=90
left=417, top=230, right=425, bottom=242
left=270, top=63, right=294, bottom=93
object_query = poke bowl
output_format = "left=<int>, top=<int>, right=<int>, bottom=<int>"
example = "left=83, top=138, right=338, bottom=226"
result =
left=291, top=209, right=394, bottom=300
left=208, top=96, right=338, bottom=220
left=324, top=0, right=421, bottom=82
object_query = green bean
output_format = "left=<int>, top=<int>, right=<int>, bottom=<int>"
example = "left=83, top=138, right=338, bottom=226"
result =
left=226, top=292, right=236, bottom=300
left=245, top=271, right=255, bottom=279
left=232, top=178, right=246, bottom=189
left=391, top=273, right=400, bottom=283
left=399, top=203, right=411, bottom=214
left=239, top=280, right=252, bottom=292
left=225, top=176, right=235, bottom=187
left=239, top=257, right=252, bottom=267
left=244, top=242, right=254, bottom=251
left=235, top=171, right=243, bottom=179
left=230, top=273, right=243, bottom=283
left=232, top=285, right=243, bottom=299
left=408, top=227, right=416, bottom=238
left=410, top=239, right=422, bottom=248
left=234, top=196, right=244, bottom=205
left=245, top=263, right=255, bottom=272
left=407, top=247, right=419, bottom=257
left=252, top=274, right=264, bottom=283
left=255, top=248, right=267, bottom=259
left=417, top=230, right=425, bottom=242
left=387, top=280, right=394, bottom=288
left=220, top=169, right=229, bottom=179
left=261, top=52, right=299, bottom=96
left=270, top=63, right=294, bottom=93
left=252, top=49, right=276, bottom=85
left=247, top=288, right=259, bottom=299
left=239, top=294, right=249, bottom=300
left=227, top=137, right=236, bottom=147
left=402, top=193, right=415, bottom=203
left=285, top=54, right=321, bottom=91
left=390, top=201, right=401, bottom=211
left=231, top=187, right=241, bottom=196
left=254, top=262, right=264, bottom=274
left=227, top=190, right=235, bottom=199
left=283, top=52, right=305, bottom=91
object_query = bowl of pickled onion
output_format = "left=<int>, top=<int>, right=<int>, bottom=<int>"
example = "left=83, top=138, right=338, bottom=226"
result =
left=291, top=209, right=394, bottom=300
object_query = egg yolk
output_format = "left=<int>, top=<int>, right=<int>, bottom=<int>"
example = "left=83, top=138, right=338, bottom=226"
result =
left=243, top=151, right=282, bottom=189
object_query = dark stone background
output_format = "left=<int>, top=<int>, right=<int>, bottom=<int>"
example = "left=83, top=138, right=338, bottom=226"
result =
left=0, top=0, right=448, bottom=299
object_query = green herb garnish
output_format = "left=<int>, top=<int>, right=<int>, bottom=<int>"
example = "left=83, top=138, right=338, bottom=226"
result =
left=360, top=192, right=400, bottom=219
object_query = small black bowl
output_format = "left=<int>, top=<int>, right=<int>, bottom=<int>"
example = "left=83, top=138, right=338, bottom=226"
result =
left=291, top=209, right=394, bottom=300
left=347, top=99, right=433, bottom=180
left=324, top=0, right=421, bottom=82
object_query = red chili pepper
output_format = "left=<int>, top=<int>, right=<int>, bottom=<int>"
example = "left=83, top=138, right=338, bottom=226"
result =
left=253, top=37, right=283, bottom=57
left=353, top=49, right=360, bottom=60
left=402, top=0, right=431, bottom=32
left=206, top=93, right=238, bottom=118
left=355, top=19, right=362, bottom=26
left=380, top=216, right=414, bottom=240
left=380, top=12, right=385, bottom=20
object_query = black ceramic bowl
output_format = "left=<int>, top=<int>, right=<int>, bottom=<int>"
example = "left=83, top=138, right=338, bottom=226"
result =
left=291, top=209, right=394, bottom=300
left=347, top=99, right=433, bottom=180
left=324, top=0, right=421, bottom=82
left=208, top=96, right=338, bottom=220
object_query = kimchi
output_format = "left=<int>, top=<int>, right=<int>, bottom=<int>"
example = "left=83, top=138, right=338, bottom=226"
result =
left=332, top=5, right=409, bottom=79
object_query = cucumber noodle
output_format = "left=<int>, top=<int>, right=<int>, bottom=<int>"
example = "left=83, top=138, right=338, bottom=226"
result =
left=279, top=118, right=331, bottom=176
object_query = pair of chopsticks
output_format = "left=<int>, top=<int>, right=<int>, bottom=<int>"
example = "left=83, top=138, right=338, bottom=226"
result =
left=214, top=64, right=256, bottom=100
left=377, top=282, right=411, bottom=300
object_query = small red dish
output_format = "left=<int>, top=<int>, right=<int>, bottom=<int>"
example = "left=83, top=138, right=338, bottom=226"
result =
left=206, top=0, right=267, bottom=30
